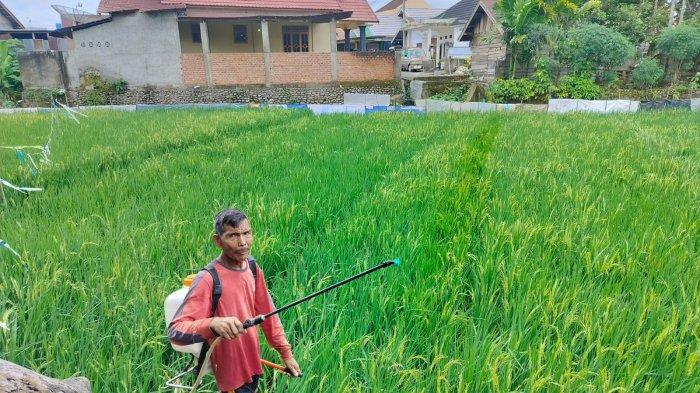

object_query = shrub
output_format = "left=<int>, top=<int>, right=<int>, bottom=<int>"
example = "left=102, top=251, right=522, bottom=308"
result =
left=487, top=78, right=537, bottom=103
left=656, top=26, right=700, bottom=81
left=431, top=84, right=472, bottom=102
left=80, top=70, right=128, bottom=104
left=563, top=24, right=634, bottom=75
left=630, top=58, right=664, bottom=88
left=556, top=73, right=602, bottom=99
left=531, top=58, right=556, bottom=100
left=84, top=89, right=107, bottom=106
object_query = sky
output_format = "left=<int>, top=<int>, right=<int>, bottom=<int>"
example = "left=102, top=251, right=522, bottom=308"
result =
left=4, top=0, right=460, bottom=29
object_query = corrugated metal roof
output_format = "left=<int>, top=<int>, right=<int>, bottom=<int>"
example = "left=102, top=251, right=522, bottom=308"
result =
left=435, top=0, right=478, bottom=23
left=403, top=8, right=445, bottom=22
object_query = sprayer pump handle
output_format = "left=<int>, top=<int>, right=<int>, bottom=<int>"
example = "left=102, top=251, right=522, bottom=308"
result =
left=243, top=315, right=265, bottom=329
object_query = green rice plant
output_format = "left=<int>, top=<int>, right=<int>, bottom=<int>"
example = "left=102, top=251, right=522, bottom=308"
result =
left=0, top=109, right=698, bottom=392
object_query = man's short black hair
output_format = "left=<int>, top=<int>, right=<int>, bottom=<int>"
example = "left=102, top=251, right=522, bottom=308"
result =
left=214, top=209, right=248, bottom=235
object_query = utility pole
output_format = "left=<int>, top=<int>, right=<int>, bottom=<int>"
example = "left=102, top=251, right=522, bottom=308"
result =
left=402, top=0, right=407, bottom=47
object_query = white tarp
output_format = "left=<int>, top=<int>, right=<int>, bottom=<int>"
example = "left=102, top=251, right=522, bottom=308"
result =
left=548, top=99, right=639, bottom=113
left=459, top=102, right=498, bottom=112
left=691, top=98, right=700, bottom=112
left=308, top=104, right=366, bottom=115
left=425, top=100, right=453, bottom=112
left=344, top=93, right=391, bottom=106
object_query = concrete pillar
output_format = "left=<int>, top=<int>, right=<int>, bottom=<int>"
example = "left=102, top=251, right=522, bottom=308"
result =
left=426, top=28, right=432, bottom=59
left=200, top=20, right=213, bottom=87
left=330, top=18, right=338, bottom=82
left=359, top=25, right=367, bottom=52
left=261, top=19, right=271, bottom=87
left=344, top=28, right=351, bottom=51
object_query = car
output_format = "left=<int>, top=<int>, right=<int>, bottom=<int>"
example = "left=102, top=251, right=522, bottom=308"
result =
left=401, top=48, right=431, bottom=72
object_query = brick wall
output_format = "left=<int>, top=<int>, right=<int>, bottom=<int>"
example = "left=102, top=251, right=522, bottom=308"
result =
left=182, top=52, right=398, bottom=86
left=270, top=53, right=332, bottom=84
left=338, top=53, right=396, bottom=82
left=211, top=53, right=265, bottom=85
left=181, top=53, right=207, bottom=86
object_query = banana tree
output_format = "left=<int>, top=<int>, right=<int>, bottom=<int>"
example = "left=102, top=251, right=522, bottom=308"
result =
left=0, top=40, right=23, bottom=101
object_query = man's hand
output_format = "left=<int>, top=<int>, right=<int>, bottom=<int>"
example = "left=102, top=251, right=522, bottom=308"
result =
left=283, top=357, right=302, bottom=377
left=210, top=317, right=245, bottom=339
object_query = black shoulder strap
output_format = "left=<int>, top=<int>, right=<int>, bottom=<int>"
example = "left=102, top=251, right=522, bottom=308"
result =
left=204, top=265, right=222, bottom=315
left=248, top=256, right=258, bottom=285
left=195, top=265, right=220, bottom=377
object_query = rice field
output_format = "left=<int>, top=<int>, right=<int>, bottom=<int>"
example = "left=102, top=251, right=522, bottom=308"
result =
left=0, top=109, right=698, bottom=392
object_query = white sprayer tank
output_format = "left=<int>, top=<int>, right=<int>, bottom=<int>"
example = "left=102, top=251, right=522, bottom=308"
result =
left=165, top=274, right=203, bottom=356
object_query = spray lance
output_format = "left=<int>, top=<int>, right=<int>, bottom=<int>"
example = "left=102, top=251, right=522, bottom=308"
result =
left=189, top=258, right=401, bottom=392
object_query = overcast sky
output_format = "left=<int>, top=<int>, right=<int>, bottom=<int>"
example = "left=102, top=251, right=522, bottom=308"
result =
left=5, top=0, right=460, bottom=29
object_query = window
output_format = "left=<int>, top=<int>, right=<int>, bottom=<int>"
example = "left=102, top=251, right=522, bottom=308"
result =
left=233, top=25, right=247, bottom=43
left=282, top=26, right=309, bottom=52
left=191, top=24, right=201, bottom=44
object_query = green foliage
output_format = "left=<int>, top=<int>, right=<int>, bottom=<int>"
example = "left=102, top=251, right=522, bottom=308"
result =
left=690, top=72, right=700, bottom=90
left=496, top=0, right=599, bottom=76
left=79, top=69, right=128, bottom=105
left=556, top=73, right=603, bottom=99
left=563, top=23, right=634, bottom=74
left=431, top=84, right=472, bottom=101
left=656, top=25, right=700, bottom=65
left=630, top=58, right=664, bottom=88
left=22, top=88, right=66, bottom=107
left=84, top=90, right=107, bottom=106
left=487, top=78, right=537, bottom=102
left=0, top=39, right=23, bottom=102
left=531, top=58, right=556, bottom=99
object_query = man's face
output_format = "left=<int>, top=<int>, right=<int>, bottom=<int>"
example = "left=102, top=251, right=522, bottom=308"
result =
left=214, top=219, right=253, bottom=263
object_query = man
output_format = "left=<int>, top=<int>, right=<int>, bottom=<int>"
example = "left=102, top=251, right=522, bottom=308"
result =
left=168, top=209, right=301, bottom=392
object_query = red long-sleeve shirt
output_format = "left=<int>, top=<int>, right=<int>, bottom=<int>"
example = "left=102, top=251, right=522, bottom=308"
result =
left=168, top=258, right=292, bottom=391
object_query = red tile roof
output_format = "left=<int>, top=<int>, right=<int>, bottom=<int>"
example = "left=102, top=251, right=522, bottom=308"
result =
left=160, top=0, right=342, bottom=11
left=99, top=0, right=377, bottom=23
left=98, top=0, right=184, bottom=13
left=338, top=0, right=378, bottom=23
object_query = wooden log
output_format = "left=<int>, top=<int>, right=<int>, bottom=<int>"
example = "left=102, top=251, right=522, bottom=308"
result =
left=0, top=359, right=91, bottom=392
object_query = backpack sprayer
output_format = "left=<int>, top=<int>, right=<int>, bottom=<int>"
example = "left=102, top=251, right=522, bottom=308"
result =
left=164, top=258, right=400, bottom=392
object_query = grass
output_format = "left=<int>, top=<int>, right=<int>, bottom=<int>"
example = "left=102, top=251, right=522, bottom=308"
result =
left=0, top=109, right=698, bottom=392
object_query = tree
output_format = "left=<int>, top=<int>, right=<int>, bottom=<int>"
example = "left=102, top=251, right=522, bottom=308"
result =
left=563, top=23, right=635, bottom=79
left=496, top=0, right=599, bottom=77
left=669, top=0, right=678, bottom=26
left=0, top=39, right=23, bottom=102
left=655, top=25, right=700, bottom=81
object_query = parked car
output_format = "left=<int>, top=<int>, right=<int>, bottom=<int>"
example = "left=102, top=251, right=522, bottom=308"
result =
left=401, top=48, right=432, bottom=72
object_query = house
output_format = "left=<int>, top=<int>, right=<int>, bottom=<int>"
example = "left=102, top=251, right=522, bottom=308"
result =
left=375, top=0, right=432, bottom=15
left=53, top=0, right=393, bottom=88
left=0, top=1, right=72, bottom=51
left=420, top=0, right=505, bottom=80
left=0, top=1, right=22, bottom=30
left=339, top=7, right=444, bottom=54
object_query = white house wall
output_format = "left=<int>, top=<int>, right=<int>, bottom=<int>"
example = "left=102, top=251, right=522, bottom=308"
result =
left=68, top=12, right=183, bottom=88
left=0, top=13, right=14, bottom=29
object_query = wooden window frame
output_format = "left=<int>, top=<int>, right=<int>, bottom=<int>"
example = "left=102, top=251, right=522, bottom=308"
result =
left=233, top=25, right=248, bottom=44
left=282, top=26, right=310, bottom=53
